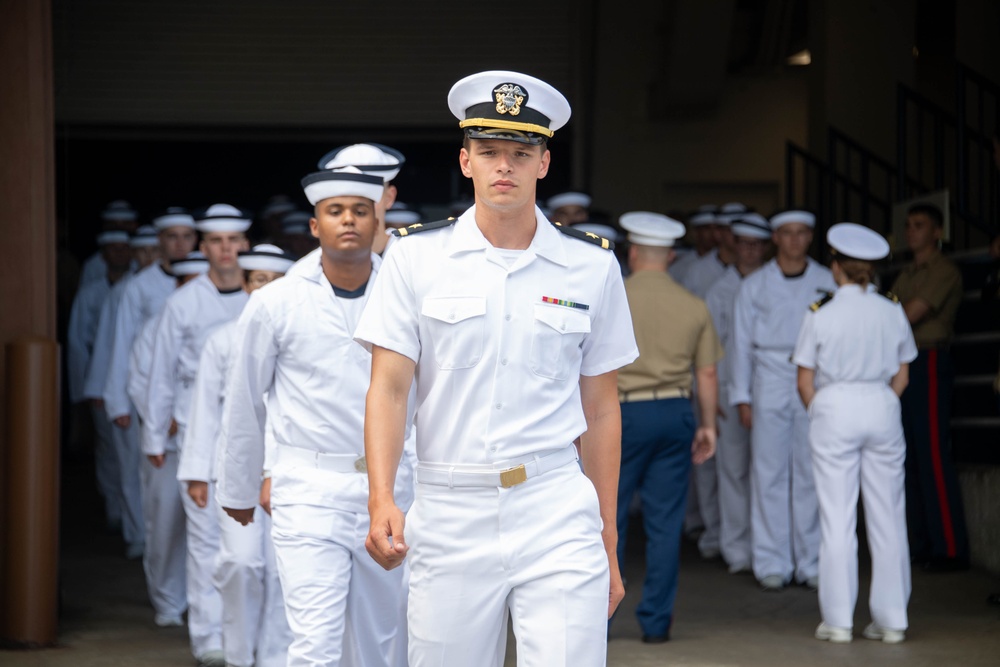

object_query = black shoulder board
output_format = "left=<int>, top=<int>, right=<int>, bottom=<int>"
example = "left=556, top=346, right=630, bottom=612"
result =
left=551, top=221, right=615, bottom=250
left=809, top=291, right=834, bottom=312
left=391, top=217, right=456, bottom=238
left=880, top=290, right=900, bottom=303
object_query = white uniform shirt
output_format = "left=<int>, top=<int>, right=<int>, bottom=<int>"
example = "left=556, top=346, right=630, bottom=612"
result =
left=129, top=315, right=159, bottom=426
left=218, top=252, right=411, bottom=513
left=354, top=205, right=639, bottom=465
left=67, top=277, right=114, bottom=404
left=80, top=251, right=137, bottom=286
left=145, top=274, right=247, bottom=456
left=83, top=276, right=130, bottom=403
left=681, top=248, right=728, bottom=298
left=104, top=263, right=177, bottom=420
left=704, top=266, right=744, bottom=385
left=668, top=247, right=698, bottom=283
left=792, top=283, right=918, bottom=389
left=729, top=258, right=836, bottom=405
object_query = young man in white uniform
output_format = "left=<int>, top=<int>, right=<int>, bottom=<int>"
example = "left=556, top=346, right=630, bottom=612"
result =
left=218, top=168, right=413, bottom=667
left=704, top=213, right=771, bottom=574
left=794, top=223, right=915, bottom=644
left=356, top=70, right=638, bottom=667
left=79, top=200, right=139, bottom=286
left=179, top=244, right=293, bottom=667
left=146, top=204, right=251, bottom=667
left=730, top=210, right=836, bottom=591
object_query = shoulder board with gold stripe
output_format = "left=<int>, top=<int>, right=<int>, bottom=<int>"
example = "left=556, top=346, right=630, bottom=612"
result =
left=809, top=291, right=834, bottom=311
left=551, top=221, right=615, bottom=250
left=390, top=217, right=456, bottom=238
left=880, top=290, right=900, bottom=304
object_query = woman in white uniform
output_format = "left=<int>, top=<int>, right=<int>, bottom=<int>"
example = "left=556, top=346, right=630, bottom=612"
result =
left=792, top=223, right=917, bottom=644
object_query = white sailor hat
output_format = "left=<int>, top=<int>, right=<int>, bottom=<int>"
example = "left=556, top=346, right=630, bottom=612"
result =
left=97, top=230, right=131, bottom=246
left=171, top=251, right=208, bottom=276
left=195, top=203, right=252, bottom=233
left=102, top=200, right=137, bottom=222
left=716, top=202, right=749, bottom=226
left=130, top=225, right=160, bottom=247
left=385, top=204, right=421, bottom=227
left=689, top=205, right=719, bottom=226
left=547, top=192, right=591, bottom=211
left=827, top=223, right=890, bottom=261
left=770, top=209, right=816, bottom=229
left=301, top=165, right=385, bottom=207
left=619, top=211, right=686, bottom=247
left=153, top=207, right=195, bottom=230
left=731, top=213, right=772, bottom=239
left=572, top=222, right=622, bottom=243
left=317, top=144, right=405, bottom=183
left=238, top=243, right=295, bottom=274
left=281, top=210, right=313, bottom=236
left=448, top=70, right=571, bottom=145
left=261, top=195, right=296, bottom=217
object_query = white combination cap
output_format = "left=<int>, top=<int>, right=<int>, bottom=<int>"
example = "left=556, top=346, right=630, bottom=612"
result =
left=770, top=209, right=816, bottom=229
left=619, top=211, right=686, bottom=247
left=449, top=70, right=571, bottom=145
left=195, top=203, right=252, bottom=233
left=153, top=207, right=195, bottom=230
left=171, top=251, right=208, bottom=276
left=97, top=230, right=131, bottom=246
left=238, top=243, right=295, bottom=274
left=547, top=192, right=591, bottom=210
left=827, top=223, right=890, bottom=261
left=261, top=195, right=296, bottom=217
left=130, top=225, right=160, bottom=247
left=102, top=200, right=137, bottom=222
left=317, top=144, right=405, bottom=183
left=572, top=222, right=621, bottom=243
left=301, top=165, right=385, bottom=207
left=731, top=213, right=771, bottom=239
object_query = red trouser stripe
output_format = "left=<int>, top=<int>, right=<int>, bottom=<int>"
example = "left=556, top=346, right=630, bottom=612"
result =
left=927, top=348, right=957, bottom=558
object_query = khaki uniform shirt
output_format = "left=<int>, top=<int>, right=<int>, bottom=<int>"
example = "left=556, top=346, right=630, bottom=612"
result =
left=618, top=270, right=723, bottom=394
left=890, top=252, right=962, bottom=347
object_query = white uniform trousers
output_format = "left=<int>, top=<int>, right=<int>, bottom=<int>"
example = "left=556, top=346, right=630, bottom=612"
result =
left=407, top=462, right=608, bottom=667
left=140, top=443, right=187, bottom=619
left=178, top=468, right=224, bottom=659
left=91, top=403, right=122, bottom=527
left=270, top=503, right=407, bottom=667
left=213, top=502, right=291, bottom=667
left=750, top=372, right=820, bottom=583
left=689, top=377, right=721, bottom=557
left=715, top=387, right=752, bottom=570
left=809, top=384, right=910, bottom=631
left=110, top=411, right=145, bottom=550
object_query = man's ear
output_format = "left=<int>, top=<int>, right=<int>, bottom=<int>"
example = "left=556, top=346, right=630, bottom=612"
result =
left=459, top=147, right=473, bottom=178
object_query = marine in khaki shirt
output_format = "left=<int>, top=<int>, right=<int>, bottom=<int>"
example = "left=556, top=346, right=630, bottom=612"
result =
left=891, top=250, right=962, bottom=348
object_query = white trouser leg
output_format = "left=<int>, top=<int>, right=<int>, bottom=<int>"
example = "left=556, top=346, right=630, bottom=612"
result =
left=111, top=409, right=145, bottom=549
left=791, top=399, right=820, bottom=583
left=91, top=403, right=122, bottom=525
left=140, top=444, right=187, bottom=618
left=750, top=380, right=794, bottom=582
left=408, top=463, right=608, bottom=667
left=255, top=508, right=292, bottom=667
left=214, top=501, right=267, bottom=667
left=180, top=474, right=223, bottom=658
left=716, top=389, right=752, bottom=570
left=695, top=456, right=721, bottom=556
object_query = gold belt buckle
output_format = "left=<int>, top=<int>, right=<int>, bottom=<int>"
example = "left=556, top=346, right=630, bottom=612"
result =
left=354, top=456, right=367, bottom=473
left=499, top=464, right=527, bottom=488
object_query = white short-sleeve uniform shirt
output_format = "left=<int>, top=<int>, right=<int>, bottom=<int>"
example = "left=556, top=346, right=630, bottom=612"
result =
left=355, top=205, right=639, bottom=466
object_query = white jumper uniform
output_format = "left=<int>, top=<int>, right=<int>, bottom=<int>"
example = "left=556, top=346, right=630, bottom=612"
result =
left=179, top=319, right=291, bottom=667
left=130, top=315, right=188, bottom=622
left=730, top=258, right=836, bottom=584
left=793, top=284, right=916, bottom=631
left=354, top=207, right=638, bottom=667
left=705, top=266, right=753, bottom=571
left=146, top=273, right=247, bottom=660
left=218, top=253, right=413, bottom=667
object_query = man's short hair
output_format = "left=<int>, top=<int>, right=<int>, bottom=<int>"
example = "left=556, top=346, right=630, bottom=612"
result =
left=907, top=202, right=944, bottom=228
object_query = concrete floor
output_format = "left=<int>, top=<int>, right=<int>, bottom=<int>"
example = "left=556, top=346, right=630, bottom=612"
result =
left=3, top=456, right=999, bottom=666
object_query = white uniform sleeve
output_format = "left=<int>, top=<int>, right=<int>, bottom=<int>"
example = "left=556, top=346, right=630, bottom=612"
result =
left=897, top=304, right=919, bottom=364
left=217, top=300, right=279, bottom=509
left=104, top=282, right=142, bottom=419
left=177, top=332, right=226, bottom=483
left=580, top=254, right=638, bottom=376
left=145, top=301, right=183, bottom=456
left=66, top=289, right=93, bottom=404
left=354, top=245, right=421, bottom=361
left=791, top=311, right=819, bottom=370
left=84, top=289, right=118, bottom=402
left=128, top=318, right=156, bottom=423
left=729, top=279, right=757, bottom=405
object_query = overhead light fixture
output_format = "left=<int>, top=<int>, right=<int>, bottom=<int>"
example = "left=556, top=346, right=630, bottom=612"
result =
left=786, top=49, right=811, bottom=66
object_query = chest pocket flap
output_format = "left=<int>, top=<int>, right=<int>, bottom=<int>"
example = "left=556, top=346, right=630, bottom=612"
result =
left=421, top=296, right=487, bottom=324
left=530, top=303, right=591, bottom=380
left=532, top=303, right=592, bottom=335
left=421, top=296, right=487, bottom=370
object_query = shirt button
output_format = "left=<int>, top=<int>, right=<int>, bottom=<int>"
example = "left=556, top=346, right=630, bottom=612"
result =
left=490, top=446, right=497, bottom=452
left=449, top=312, right=456, bottom=321
left=505, top=314, right=511, bottom=321
left=501, top=357, right=508, bottom=365
left=495, top=402, right=502, bottom=410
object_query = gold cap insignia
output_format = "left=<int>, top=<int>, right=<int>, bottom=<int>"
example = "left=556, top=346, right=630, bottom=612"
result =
left=494, top=83, right=527, bottom=117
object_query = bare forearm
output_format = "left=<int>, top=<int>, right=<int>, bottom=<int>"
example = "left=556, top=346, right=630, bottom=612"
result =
left=890, top=363, right=910, bottom=397
left=365, top=348, right=413, bottom=505
left=694, top=365, right=718, bottom=429
left=579, top=407, right=621, bottom=545
left=797, top=367, right=816, bottom=408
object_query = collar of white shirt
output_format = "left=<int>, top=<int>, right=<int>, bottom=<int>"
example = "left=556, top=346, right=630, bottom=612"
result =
left=298, top=250, right=382, bottom=286
left=447, top=204, right=569, bottom=267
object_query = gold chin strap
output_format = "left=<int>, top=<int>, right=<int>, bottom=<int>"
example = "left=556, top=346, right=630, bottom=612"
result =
left=460, top=117, right=554, bottom=138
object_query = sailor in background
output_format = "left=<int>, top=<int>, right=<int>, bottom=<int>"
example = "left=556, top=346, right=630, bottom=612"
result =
left=669, top=205, right=718, bottom=285
left=280, top=210, right=319, bottom=259
left=78, top=200, right=139, bottom=286
left=793, top=223, right=915, bottom=644
left=546, top=191, right=591, bottom=225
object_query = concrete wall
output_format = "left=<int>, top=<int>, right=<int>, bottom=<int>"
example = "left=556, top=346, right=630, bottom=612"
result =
left=960, top=465, right=1000, bottom=575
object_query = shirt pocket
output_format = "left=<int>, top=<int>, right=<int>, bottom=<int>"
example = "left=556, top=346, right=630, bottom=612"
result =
left=420, top=296, right=487, bottom=370
left=529, top=303, right=591, bottom=380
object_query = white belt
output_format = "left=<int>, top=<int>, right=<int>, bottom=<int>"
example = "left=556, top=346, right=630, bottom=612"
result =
left=279, top=445, right=368, bottom=473
left=416, top=446, right=579, bottom=489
